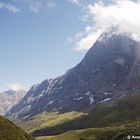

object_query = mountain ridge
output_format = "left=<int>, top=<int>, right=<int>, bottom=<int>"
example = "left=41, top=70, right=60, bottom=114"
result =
left=7, top=30, right=140, bottom=120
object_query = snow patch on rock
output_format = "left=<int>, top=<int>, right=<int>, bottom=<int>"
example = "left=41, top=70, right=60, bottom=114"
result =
left=89, top=95, right=94, bottom=104
left=114, top=57, right=125, bottom=66
left=76, top=96, right=83, bottom=101
left=85, top=91, right=91, bottom=96
left=100, top=98, right=111, bottom=103
left=48, top=100, right=54, bottom=105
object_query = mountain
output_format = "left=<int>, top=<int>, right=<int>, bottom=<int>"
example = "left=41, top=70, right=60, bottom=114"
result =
left=7, top=29, right=140, bottom=120
left=0, top=115, right=35, bottom=140
left=32, top=90, right=140, bottom=136
left=0, top=90, right=26, bottom=115
left=17, top=91, right=140, bottom=140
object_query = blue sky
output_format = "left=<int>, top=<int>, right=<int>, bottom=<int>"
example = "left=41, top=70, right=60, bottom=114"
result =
left=0, top=0, right=139, bottom=91
left=0, top=0, right=95, bottom=90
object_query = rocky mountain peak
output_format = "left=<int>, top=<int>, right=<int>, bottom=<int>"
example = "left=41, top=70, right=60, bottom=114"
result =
left=7, top=30, right=140, bottom=120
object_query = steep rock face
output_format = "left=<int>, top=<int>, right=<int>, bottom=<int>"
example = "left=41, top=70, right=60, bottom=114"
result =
left=7, top=31, right=140, bottom=120
left=0, top=90, right=26, bottom=115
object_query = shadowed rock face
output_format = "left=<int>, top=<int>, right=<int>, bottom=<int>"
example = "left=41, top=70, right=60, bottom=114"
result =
left=7, top=31, right=140, bottom=120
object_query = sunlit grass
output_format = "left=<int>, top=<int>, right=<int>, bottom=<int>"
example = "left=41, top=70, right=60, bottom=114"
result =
left=0, top=116, right=35, bottom=140
left=19, top=111, right=85, bottom=134
left=36, top=121, right=140, bottom=140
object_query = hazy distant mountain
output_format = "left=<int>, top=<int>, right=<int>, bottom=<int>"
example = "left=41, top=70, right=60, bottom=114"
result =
left=7, top=29, right=140, bottom=120
left=0, top=90, right=26, bottom=115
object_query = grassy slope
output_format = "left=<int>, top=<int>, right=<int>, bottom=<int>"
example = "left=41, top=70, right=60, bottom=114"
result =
left=33, top=91, right=140, bottom=136
left=0, top=116, right=35, bottom=140
left=19, top=111, right=85, bottom=134
left=36, top=121, right=140, bottom=140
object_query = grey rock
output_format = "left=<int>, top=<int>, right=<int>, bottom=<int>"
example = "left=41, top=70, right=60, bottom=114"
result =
left=7, top=30, right=140, bottom=120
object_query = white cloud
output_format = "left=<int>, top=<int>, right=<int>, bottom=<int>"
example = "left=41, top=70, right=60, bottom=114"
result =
left=75, top=32, right=83, bottom=39
left=74, top=0, right=140, bottom=51
left=46, top=0, right=55, bottom=8
left=28, top=0, right=55, bottom=13
left=30, top=1, right=42, bottom=13
left=67, top=0, right=81, bottom=6
left=75, top=29, right=103, bottom=51
left=7, top=83, right=26, bottom=91
left=66, top=36, right=73, bottom=42
left=0, top=2, right=19, bottom=13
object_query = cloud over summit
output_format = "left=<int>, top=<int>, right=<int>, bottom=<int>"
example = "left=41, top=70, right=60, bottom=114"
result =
left=74, top=0, right=140, bottom=51
left=7, top=83, right=26, bottom=91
